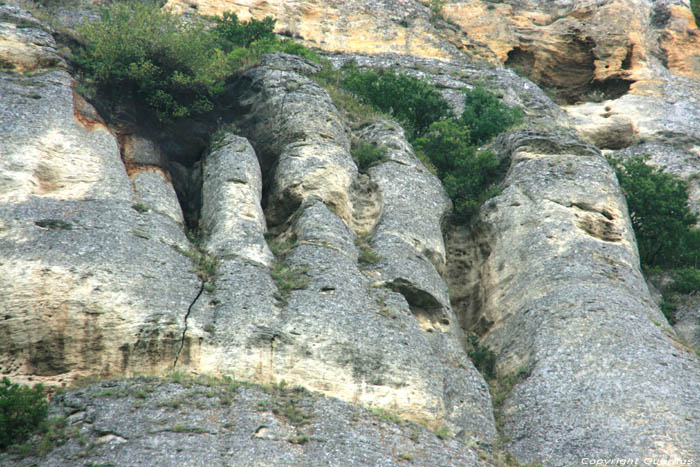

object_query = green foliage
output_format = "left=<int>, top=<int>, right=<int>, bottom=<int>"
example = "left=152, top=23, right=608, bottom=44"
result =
left=0, top=377, right=49, bottom=450
left=212, top=12, right=276, bottom=49
left=371, top=407, right=404, bottom=424
left=351, top=141, right=386, bottom=171
left=429, top=0, right=447, bottom=22
left=460, top=85, right=524, bottom=145
left=276, top=40, right=321, bottom=63
left=465, top=335, right=496, bottom=380
left=414, top=120, right=507, bottom=221
left=342, top=68, right=452, bottom=139
left=660, top=295, right=678, bottom=325
left=339, top=70, right=520, bottom=222
left=607, top=155, right=699, bottom=267
left=670, top=268, right=700, bottom=294
left=692, top=0, right=700, bottom=25
left=77, top=2, right=230, bottom=121
left=76, top=2, right=318, bottom=122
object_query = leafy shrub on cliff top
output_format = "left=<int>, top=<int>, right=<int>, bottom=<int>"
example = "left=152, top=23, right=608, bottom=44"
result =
left=0, top=377, right=48, bottom=450
left=340, top=68, right=521, bottom=222
left=342, top=68, right=452, bottom=139
left=77, top=3, right=318, bottom=122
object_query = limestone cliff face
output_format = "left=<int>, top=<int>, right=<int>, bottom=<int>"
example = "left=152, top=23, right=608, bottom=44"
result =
left=164, top=0, right=496, bottom=61
left=2, top=0, right=700, bottom=465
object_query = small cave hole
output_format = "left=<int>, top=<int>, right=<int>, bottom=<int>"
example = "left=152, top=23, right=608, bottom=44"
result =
left=504, top=47, right=535, bottom=79
left=586, top=78, right=635, bottom=102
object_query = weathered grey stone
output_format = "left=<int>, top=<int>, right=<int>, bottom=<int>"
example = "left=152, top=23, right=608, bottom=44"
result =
left=200, top=134, right=272, bottom=265
left=183, top=199, right=495, bottom=445
left=0, top=12, right=201, bottom=385
left=0, top=70, right=131, bottom=203
left=0, top=378, right=483, bottom=466
left=233, top=58, right=356, bottom=226
left=131, top=169, right=185, bottom=225
left=566, top=92, right=700, bottom=151
left=360, top=121, right=451, bottom=271
left=448, top=129, right=700, bottom=465
left=0, top=5, right=65, bottom=73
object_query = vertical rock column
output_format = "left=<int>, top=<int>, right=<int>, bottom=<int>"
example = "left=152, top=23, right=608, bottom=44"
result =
left=182, top=54, right=496, bottom=446
left=0, top=6, right=201, bottom=386
left=453, top=129, right=700, bottom=464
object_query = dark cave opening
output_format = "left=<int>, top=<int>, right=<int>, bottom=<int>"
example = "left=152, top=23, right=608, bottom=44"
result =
left=505, top=43, right=635, bottom=104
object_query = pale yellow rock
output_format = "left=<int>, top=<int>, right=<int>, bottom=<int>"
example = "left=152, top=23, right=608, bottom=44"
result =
left=659, top=6, right=700, bottom=79
left=164, top=0, right=474, bottom=60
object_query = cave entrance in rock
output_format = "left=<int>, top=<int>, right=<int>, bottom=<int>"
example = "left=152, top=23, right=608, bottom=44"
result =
left=504, top=44, right=635, bottom=104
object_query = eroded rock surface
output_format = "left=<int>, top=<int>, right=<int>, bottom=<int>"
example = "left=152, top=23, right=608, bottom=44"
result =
left=4, top=1, right=700, bottom=465
left=177, top=56, right=496, bottom=444
left=0, top=378, right=484, bottom=467
left=447, top=129, right=700, bottom=464
left=0, top=6, right=202, bottom=386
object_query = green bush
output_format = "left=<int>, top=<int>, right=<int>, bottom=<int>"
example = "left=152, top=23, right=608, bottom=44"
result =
left=339, top=70, right=520, bottom=222
left=351, top=141, right=386, bottom=171
left=212, top=12, right=276, bottom=49
left=607, top=155, right=699, bottom=267
left=671, top=268, right=700, bottom=294
left=460, top=85, right=524, bottom=145
left=77, top=3, right=318, bottom=122
left=412, top=86, right=521, bottom=221
left=414, top=120, right=505, bottom=220
left=342, top=68, right=453, bottom=139
left=0, top=377, right=48, bottom=450
left=692, top=0, right=700, bottom=25
left=77, top=2, right=232, bottom=121
left=466, top=335, right=496, bottom=380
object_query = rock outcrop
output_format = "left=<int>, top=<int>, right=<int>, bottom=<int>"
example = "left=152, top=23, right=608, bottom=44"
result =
left=447, top=129, right=700, bottom=463
left=0, top=377, right=484, bottom=466
left=3, top=0, right=700, bottom=465
left=176, top=54, right=496, bottom=443
left=0, top=5, right=200, bottom=386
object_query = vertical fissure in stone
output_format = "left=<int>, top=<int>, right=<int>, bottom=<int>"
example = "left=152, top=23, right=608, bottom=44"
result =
left=173, top=282, right=204, bottom=368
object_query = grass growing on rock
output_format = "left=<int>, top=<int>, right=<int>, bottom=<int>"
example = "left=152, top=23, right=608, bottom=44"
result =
left=355, top=232, right=382, bottom=267
left=266, top=235, right=310, bottom=305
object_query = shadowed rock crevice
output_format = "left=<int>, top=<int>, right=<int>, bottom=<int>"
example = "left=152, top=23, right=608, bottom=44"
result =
left=173, top=283, right=204, bottom=368
left=504, top=35, right=635, bottom=104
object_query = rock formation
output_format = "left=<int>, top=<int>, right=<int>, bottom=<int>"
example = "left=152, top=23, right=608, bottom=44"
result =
left=1, top=0, right=700, bottom=465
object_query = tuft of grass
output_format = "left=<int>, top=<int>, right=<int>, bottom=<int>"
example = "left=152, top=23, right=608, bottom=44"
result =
left=288, top=434, right=309, bottom=445
left=267, top=235, right=309, bottom=305
left=172, top=243, right=217, bottom=284
left=370, top=407, right=404, bottom=425
left=170, top=424, right=207, bottom=434
left=355, top=232, right=382, bottom=267
left=433, top=424, right=450, bottom=440
left=132, top=203, right=149, bottom=213
left=351, top=140, right=387, bottom=171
